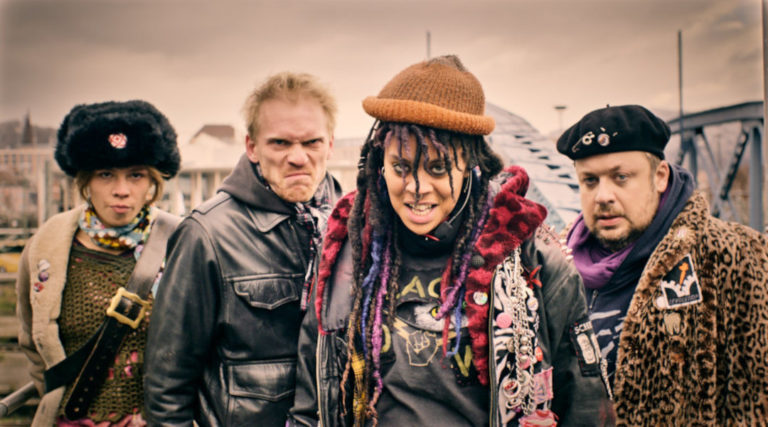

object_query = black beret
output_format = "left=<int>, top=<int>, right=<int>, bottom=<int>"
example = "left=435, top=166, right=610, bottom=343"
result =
left=55, top=100, right=181, bottom=178
left=556, top=105, right=670, bottom=160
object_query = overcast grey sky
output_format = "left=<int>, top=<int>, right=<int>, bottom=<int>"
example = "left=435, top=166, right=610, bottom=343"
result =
left=1, top=0, right=763, bottom=144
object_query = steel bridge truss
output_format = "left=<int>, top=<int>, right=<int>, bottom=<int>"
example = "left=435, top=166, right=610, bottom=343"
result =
left=668, top=101, right=764, bottom=231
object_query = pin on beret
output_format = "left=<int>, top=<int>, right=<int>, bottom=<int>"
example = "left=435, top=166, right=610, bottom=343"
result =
left=55, top=100, right=181, bottom=178
left=556, top=104, right=670, bottom=160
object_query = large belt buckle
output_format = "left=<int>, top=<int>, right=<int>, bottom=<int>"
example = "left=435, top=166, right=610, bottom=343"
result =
left=106, top=287, right=150, bottom=329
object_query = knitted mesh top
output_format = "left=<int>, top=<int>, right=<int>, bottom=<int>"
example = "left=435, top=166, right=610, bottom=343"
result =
left=57, top=243, right=151, bottom=422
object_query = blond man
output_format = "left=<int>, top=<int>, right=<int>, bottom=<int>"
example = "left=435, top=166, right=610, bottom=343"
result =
left=145, top=72, right=342, bottom=426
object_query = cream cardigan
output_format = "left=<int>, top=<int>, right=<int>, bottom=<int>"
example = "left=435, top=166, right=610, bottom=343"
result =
left=16, top=207, right=85, bottom=426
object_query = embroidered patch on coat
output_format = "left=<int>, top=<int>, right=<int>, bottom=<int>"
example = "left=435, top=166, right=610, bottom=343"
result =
left=660, top=254, right=702, bottom=308
left=569, top=316, right=601, bottom=377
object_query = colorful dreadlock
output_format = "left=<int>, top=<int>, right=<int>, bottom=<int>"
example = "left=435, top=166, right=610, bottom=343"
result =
left=337, top=121, right=503, bottom=425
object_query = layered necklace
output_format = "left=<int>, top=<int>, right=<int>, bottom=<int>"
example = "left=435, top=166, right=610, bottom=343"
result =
left=78, top=205, right=155, bottom=260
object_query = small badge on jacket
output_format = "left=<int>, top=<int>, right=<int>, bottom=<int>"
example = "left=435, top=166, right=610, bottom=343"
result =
left=569, top=316, right=601, bottom=377
left=660, top=254, right=702, bottom=308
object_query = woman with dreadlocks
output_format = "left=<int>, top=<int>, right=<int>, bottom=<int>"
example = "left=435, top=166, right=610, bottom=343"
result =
left=289, top=55, right=613, bottom=426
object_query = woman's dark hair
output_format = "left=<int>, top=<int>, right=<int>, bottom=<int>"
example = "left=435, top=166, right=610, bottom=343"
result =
left=342, top=121, right=502, bottom=424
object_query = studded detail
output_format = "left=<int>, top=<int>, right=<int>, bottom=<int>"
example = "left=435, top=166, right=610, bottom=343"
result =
left=470, top=254, right=485, bottom=268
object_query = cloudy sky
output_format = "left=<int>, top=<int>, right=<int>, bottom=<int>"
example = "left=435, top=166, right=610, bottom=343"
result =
left=1, top=0, right=763, bottom=144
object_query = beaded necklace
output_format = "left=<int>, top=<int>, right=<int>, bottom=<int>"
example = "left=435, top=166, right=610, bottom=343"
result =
left=78, top=205, right=154, bottom=260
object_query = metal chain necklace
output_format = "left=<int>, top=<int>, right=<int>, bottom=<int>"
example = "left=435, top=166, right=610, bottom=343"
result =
left=493, top=248, right=542, bottom=422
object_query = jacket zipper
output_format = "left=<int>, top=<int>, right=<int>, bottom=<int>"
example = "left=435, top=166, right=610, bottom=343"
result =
left=488, top=281, right=497, bottom=427
left=316, top=333, right=325, bottom=426
left=589, top=289, right=599, bottom=311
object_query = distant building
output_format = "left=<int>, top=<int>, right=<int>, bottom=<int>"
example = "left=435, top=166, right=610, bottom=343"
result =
left=193, top=124, right=237, bottom=143
left=167, top=124, right=243, bottom=214
left=0, top=113, right=61, bottom=227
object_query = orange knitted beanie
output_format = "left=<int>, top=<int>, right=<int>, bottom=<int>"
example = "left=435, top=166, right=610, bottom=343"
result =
left=363, top=55, right=495, bottom=135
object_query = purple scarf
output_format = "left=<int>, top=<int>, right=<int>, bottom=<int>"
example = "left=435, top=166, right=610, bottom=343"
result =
left=567, top=163, right=695, bottom=290
left=567, top=218, right=634, bottom=289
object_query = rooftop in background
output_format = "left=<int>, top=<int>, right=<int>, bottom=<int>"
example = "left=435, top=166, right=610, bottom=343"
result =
left=180, top=124, right=242, bottom=172
left=486, top=103, right=580, bottom=232
left=193, top=124, right=237, bottom=144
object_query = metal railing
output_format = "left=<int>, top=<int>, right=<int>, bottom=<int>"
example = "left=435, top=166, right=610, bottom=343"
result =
left=0, top=381, right=36, bottom=417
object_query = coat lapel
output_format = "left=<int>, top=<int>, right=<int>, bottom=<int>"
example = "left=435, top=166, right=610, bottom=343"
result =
left=27, top=206, right=83, bottom=368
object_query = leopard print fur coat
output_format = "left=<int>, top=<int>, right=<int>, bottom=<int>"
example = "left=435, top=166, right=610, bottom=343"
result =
left=613, top=191, right=768, bottom=425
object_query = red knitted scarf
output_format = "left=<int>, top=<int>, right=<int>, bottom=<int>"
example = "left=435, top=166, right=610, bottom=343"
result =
left=315, top=165, right=546, bottom=384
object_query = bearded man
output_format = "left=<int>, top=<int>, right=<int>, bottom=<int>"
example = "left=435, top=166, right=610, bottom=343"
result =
left=558, top=104, right=768, bottom=425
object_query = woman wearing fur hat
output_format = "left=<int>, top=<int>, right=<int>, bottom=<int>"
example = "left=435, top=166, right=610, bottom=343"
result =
left=289, top=56, right=613, bottom=426
left=15, top=100, right=181, bottom=426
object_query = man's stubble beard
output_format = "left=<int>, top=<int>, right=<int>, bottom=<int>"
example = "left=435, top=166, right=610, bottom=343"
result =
left=596, top=225, right=646, bottom=252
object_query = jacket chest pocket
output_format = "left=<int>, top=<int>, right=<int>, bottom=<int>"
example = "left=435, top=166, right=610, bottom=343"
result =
left=224, top=275, right=304, bottom=357
left=232, top=275, right=301, bottom=309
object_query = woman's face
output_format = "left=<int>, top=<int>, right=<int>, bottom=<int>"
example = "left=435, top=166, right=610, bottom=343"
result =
left=87, top=166, right=154, bottom=228
left=382, top=134, right=468, bottom=236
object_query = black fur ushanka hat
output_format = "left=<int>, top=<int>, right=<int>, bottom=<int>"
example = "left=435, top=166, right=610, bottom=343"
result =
left=55, top=100, right=181, bottom=178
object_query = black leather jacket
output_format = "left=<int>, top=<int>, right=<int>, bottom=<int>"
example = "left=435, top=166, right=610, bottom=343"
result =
left=145, top=155, right=341, bottom=426
left=290, top=239, right=614, bottom=426
left=289, top=174, right=614, bottom=427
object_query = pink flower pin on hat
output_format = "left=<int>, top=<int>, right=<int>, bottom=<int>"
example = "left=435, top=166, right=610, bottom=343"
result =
left=108, top=133, right=128, bottom=149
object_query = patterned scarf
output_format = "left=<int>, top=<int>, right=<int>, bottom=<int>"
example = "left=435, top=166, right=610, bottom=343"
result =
left=567, top=163, right=695, bottom=290
left=253, top=163, right=333, bottom=309
left=78, top=204, right=155, bottom=261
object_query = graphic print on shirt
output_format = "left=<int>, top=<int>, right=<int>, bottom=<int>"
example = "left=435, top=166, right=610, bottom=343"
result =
left=384, top=270, right=479, bottom=384
left=589, top=308, right=625, bottom=382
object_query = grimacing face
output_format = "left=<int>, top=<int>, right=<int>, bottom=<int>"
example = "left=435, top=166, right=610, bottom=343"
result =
left=87, top=166, right=154, bottom=228
left=574, top=151, right=669, bottom=252
left=246, top=96, right=333, bottom=203
left=382, top=134, right=468, bottom=236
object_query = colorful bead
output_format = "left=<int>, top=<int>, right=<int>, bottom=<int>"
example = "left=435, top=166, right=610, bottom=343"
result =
left=527, top=297, right=539, bottom=312
left=473, top=291, right=488, bottom=305
left=497, top=312, right=513, bottom=328
left=519, top=355, right=532, bottom=370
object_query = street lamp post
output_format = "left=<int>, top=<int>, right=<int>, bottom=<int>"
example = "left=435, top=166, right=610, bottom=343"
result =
left=554, top=105, right=567, bottom=134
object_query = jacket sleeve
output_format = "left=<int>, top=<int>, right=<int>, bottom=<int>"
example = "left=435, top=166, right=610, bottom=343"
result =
left=144, top=217, right=220, bottom=426
left=531, top=239, right=615, bottom=426
left=16, top=243, right=45, bottom=396
left=287, top=283, right=321, bottom=426
left=721, top=226, right=768, bottom=420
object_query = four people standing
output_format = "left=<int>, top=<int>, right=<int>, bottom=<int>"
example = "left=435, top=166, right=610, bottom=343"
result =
left=12, top=63, right=768, bottom=426
left=557, top=105, right=768, bottom=425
